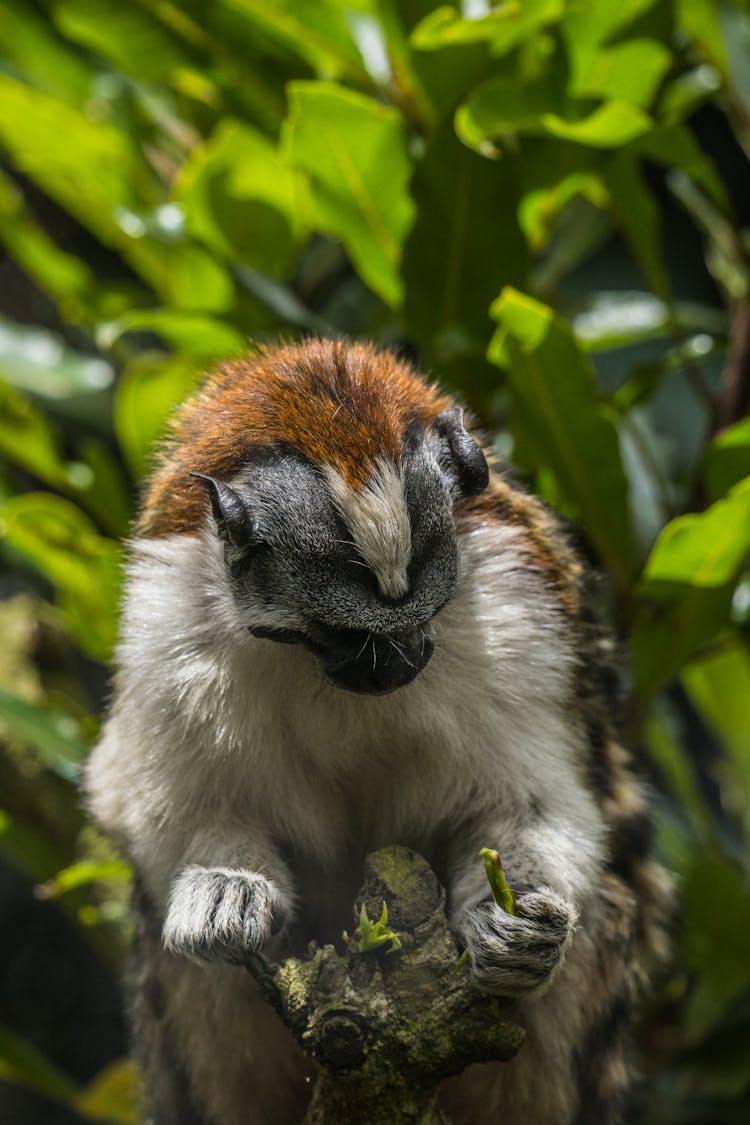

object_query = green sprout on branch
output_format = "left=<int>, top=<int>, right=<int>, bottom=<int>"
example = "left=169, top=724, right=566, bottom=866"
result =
left=478, top=848, right=516, bottom=915
left=349, top=901, right=402, bottom=955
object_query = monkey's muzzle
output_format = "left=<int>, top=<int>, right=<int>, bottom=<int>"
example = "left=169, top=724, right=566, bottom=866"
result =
left=314, top=626, right=434, bottom=695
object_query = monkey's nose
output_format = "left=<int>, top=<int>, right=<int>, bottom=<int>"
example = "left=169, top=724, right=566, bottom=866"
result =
left=323, top=628, right=433, bottom=696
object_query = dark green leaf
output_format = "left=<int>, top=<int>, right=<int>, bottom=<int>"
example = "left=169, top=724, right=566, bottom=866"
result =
left=489, top=288, right=633, bottom=584
left=402, top=119, right=527, bottom=363
left=0, top=689, right=89, bottom=780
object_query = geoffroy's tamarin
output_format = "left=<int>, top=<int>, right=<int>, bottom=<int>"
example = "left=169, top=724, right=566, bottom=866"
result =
left=86, top=339, right=670, bottom=1125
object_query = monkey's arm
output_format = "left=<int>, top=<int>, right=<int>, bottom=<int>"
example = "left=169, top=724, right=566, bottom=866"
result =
left=447, top=801, right=602, bottom=998
left=86, top=719, right=295, bottom=965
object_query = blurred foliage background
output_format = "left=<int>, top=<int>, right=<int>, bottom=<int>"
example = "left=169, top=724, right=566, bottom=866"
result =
left=0, top=0, right=749, bottom=1122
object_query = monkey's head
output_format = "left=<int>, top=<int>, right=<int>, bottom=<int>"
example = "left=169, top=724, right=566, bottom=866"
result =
left=139, top=340, right=488, bottom=695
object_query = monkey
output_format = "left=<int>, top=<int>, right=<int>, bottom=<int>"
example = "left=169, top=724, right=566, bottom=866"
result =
left=85, top=338, right=671, bottom=1125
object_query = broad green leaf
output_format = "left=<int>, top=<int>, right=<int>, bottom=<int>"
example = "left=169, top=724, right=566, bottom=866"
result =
left=631, top=476, right=750, bottom=694
left=704, top=417, right=750, bottom=501
left=283, top=82, right=414, bottom=307
left=224, top=0, right=369, bottom=83
left=176, top=118, right=303, bottom=275
left=132, top=243, right=236, bottom=313
left=0, top=379, right=69, bottom=489
left=411, top=0, right=564, bottom=57
left=0, top=493, right=122, bottom=661
left=0, top=0, right=93, bottom=107
left=402, top=120, right=527, bottom=362
left=0, top=1022, right=79, bottom=1107
left=682, top=854, right=750, bottom=1043
left=457, top=73, right=652, bottom=153
left=115, top=354, right=201, bottom=477
left=101, top=309, right=245, bottom=360
left=561, top=0, right=661, bottom=91
left=0, top=688, right=88, bottom=780
left=573, top=39, right=672, bottom=108
left=489, top=288, right=633, bottom=584
left=53, top=0, right=195, bottom=83
left=0, top=75, right=141, bottom=247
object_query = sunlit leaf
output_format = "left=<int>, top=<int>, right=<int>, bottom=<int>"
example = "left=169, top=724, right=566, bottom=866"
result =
left=0, top=0, right=93, bottom=107
left=574, top=38, right=672, bottom=107
left=489, top=288, right=633, bottom=584
left=42, top=860, right=132, bottom=898
left=631, top=476, right=750, bottom=694
left=176, top=118, right=304, bottom=275
left=411, top=0, right=564, bottom=57
left=283, top=82, right=414, bottom=307
left=0, top=493, right=122, bottom=661
left=53, top=0, right=195, bottom=83
left=561, top=0, right=661, bottom=92
left=457, top=72, right=652, bottom=153
left=704, top=417, right=750, bottom=501
left=0, top=378, right=69, bottom=489
left=115, top=354, right=201, bottom=477
left=224, top=0, right=369, bottom=83
left=77, top=1058, right=141, bottom=1125
left=102, top=309, right=245, bottom=361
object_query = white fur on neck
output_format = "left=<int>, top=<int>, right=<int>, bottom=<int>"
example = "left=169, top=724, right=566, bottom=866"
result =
left=323, top=459, right=411, bottom=599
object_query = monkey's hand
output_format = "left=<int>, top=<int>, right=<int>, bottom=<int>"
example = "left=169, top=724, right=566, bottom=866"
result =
left=455, top=888, right=577, bottom=998
left=162, top=865, right=286, bottom=964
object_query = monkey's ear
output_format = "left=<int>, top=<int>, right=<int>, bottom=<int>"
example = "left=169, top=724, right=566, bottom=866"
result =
left=189, top=472, right=259, bottom=548
left=434, top=407, right=489, bottom=498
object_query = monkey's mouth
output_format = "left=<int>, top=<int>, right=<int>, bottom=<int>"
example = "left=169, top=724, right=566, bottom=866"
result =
left=315, top=628, right=434, bottom=696
left=249, top=624, right=434, bottom=695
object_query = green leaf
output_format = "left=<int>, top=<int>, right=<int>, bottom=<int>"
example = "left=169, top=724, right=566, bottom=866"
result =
left=0, top=493, right=122, bottom=661
left=411, top=0, right=564, bottom=57
left=176, top=118, right=303, bottom=275
left=489, top=288, right=633, bottom=584
left=0, top=808, right=69, bottom=883
left=0, top=75, right=141, bottom=247
left=402, top=119, right=528, bottom=362
left=631, top=476, right=750, bottom=695
left=53, top=0, right=195, bottom=83
left=0, top=378, right=69, bottom=490
left=351, top=901, right=402, bottom=955
left=0, top=0, right=93, bottom=107
left=42, top=859, right=133, bottom=898
left=283, top=82, right=415, bottom=307
left=682, top=854, right=750, bottom=1043
left=0, top=1022, right=79, bottom=1107
left=0, top=689, right=88, bottom=780
left=683, top=638, right=750, bottom=829
left=561, top=0, right=661, bottom=92
left=76, top=1058, right=141, bottom=1125
left=573, top=39, right=672, bottom=108
left=457, top=74, right=652, bottom=153
left=704, top=417, right=750, bottom=502
left=223, top=0, right=369, bottom=83
left=101, top=309, right=245, bottom=361
left=601, top=151, right=668, bottom=297
left=115, top=354, right=201, bottom=478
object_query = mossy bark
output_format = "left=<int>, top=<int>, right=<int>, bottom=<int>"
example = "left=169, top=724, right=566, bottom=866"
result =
left=246, top=847, right=524, bottom=1125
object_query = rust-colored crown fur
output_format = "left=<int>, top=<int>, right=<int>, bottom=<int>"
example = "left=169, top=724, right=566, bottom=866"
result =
left=137, top=339, right=453, bottom=538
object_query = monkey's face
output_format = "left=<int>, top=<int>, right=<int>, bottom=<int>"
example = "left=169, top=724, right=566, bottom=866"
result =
left=193, top=410, right=487, bottom=695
